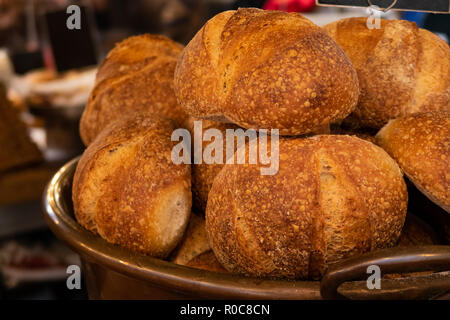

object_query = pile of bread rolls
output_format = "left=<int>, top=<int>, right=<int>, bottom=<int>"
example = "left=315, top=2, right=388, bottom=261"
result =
left=73, top=8, right=449, bottom=280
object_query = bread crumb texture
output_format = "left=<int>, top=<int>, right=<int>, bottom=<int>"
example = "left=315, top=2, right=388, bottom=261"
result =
left=175, top=8, right=359, bottom=135
left=80, top=34, right=188, bottom=145
left=376, top=111, right=449, bottom=211
left=324, top=18, right=450, bottom=128
left=73, top=114, right=192, bottom=258
left=206, top=135, right=407, bottom=279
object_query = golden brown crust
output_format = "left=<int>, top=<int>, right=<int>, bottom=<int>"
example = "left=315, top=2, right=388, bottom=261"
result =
left=171, top=213, right=211, bottom=265
left=175, top=8, right=359, bottom=135
left=187, top=118, right=242, bottom=213
left=376, top=112, right=450, bottom=212
left=206, top=135, right=407, bottom=279
left=80, top=34, right=188, bottom=146
left=324, top=18, right=450, bottom=129
left=73, top=113, right=191, bottom=258
left=185, top=251, right=228, bottom=273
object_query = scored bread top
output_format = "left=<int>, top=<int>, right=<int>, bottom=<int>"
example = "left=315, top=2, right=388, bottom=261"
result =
left=175, top=8, right=359, bottom=135
left=376, top=112, right=450, bottom=212
left=324, top=18, right=450, bottom=128
left=80, top=34, right=187, bottom=146
left=206, top=135, right=407, bottom=279
left=73, top=113, right=191, bottom=257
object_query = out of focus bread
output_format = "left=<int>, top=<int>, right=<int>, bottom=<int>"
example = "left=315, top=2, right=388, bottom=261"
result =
left=0, top=164, right=55, bottom=205
left=376, top=112, right=449, bottom=212
left=206, top=135, right=407, bottom=279
left=80, top=34, right=188, bottom=146
left=174, top=8, right=359, bottom=135
left=0, top=85, right=42, bottom=172
left=324, top=18, right=450, bottom=128
left=73, top=114, right=191, bottom=257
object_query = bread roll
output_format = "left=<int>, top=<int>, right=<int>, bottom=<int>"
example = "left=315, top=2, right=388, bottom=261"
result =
left=376, top=112, right=449, bottom=212
left=185, top=251, right=228, bottom=273
left=80, top=34, right=188, bottom=146
left=206, top=135, right=407, bottom=279
left=73, top=114, right=191, bottom=257
left=324, top=18, right=450, bottom=128
left=171, top=213, right=211, bottom=265
left=174, top=8, right=359, bottom=135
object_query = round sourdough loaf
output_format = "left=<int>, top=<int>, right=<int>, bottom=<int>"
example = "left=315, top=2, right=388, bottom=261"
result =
left=73, top=114, right=191, bottom=257
left=80, top=34, right=188, bottom=146
left=376, top=112, right=450, bottom=212
left=324, top=18, right=450, bottom=129
left=206, top=135, right=407, bottom=279
left=174, top=8, right=359, bottom=135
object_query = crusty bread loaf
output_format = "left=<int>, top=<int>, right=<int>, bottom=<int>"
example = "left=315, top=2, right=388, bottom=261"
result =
left=324, top=18, right=450, bottom=129
left=73, top=114, right=191, bottom=257
left=80, top=34, right=188, bottom=146
left=186, top=118, right=241, bottom=213
left=0, top=85, right=42, bottom=172
left=206, top=135, right=407, bottom=279
left=171, top=213, right=211, bottom=265
left=185, top=251, right=228, bottom=273
left=0, top=164, right=55, bottom=205
left=174, top=8, right=359, bottom=135
left=170, top=213, right=227, bottom=273
left=376, top=112, right=449, bottom=212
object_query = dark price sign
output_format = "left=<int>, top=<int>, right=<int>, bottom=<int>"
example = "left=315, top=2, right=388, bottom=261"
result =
left=44, top=5, right=98, bottom=72
left=316, top=0, right=450, bottom=13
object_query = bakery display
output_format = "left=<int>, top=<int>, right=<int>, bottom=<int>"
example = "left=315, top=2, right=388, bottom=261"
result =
left=73, top=114, right=192, bottom=257
left=376, top=112, right=449, bottom=212
left=206, top=135, right=407, bottom=279
left=32, top=10, right=447, bottom=299
left=174, top=8, right=359, bottom=135
left=324, top=18, right=450, bottom=129
left=80, top=34, right=188, bottom=146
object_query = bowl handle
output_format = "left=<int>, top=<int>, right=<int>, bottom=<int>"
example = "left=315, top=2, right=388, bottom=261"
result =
left=320, top=245, right=450, bottom=299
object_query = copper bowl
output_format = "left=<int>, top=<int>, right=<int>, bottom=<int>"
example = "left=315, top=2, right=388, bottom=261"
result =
left=43, top=158, right=450, bottom=300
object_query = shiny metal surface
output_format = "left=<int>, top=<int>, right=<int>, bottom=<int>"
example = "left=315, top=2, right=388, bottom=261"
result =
left=43, top=158, right=450, bottom=300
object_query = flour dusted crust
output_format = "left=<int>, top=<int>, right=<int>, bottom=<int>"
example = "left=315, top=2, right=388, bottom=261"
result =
left=206, top=135, right=407, bottom=279
left=80, top=34, right=188, bottom=145
left=376, top=112, right=450, bottom=212
left=325, top=18, right=450, bottom=128
left=73, top=114, right=191, bottom=257
left=175, top=8, right=359, bottom=135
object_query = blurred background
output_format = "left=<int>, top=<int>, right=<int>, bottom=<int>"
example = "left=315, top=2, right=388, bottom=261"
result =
left=0, top=0, right=448, bottom=300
